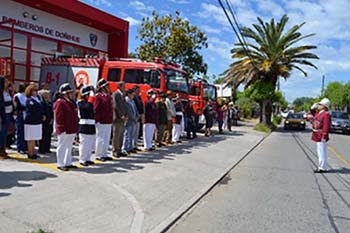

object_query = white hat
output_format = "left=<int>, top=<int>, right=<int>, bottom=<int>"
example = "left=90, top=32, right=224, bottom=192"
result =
left=319, top=98, right=330, bottom=109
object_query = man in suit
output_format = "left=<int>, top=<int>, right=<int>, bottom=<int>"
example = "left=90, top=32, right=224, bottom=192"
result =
left=112, top=81, right=128, bottom=157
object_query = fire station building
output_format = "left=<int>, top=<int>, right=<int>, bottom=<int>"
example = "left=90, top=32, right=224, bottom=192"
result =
left=0, top=0, right=129, bottom=85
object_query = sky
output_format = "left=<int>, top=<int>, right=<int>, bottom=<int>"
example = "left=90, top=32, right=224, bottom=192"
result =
left=81, top=0, right=350, bottom=102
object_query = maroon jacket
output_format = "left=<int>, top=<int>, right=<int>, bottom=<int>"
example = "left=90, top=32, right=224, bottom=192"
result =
left=94, top=92, right=113, bottom=124
left=144, top=99, right=158, bottom=124
left=54, top=97, right=79, bottom=135
left=312, top=110, right=331, bottom=142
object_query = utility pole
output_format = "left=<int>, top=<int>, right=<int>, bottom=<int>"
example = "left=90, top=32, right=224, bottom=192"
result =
left=321, top=75, right=325, bottom=96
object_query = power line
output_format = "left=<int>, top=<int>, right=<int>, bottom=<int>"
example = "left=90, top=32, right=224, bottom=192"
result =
left=217, top=0, right=259, bottom=72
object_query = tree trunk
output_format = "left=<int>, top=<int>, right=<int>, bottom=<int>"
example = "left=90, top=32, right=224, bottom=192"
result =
left=261, top=99, right=272, bottom=126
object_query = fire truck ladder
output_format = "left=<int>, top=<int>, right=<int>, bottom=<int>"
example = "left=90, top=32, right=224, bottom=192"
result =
left=0, top=19, right=15, bottom=82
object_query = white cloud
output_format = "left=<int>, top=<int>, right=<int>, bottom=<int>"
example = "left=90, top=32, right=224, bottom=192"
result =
left=129, top=1, right=154, bottom=12
left=124, top=16, right=141, bottom=26
left=168, top=0, right=190, bottom=4
left=201, top=25, right=221, bottom=34
left=85, top=0, right=111, bottom=7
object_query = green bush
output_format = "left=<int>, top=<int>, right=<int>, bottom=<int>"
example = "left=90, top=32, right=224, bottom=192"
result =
left=254, top=123, right=274, bottom=133
left=272, top=115, right=282, bottom=126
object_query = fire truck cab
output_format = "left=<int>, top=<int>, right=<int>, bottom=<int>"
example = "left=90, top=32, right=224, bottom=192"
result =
left=39, top=57, right=190, bottom=103
left=101, top=58, right=189, bottom=103
left=189, top=77, right=217, bottom=129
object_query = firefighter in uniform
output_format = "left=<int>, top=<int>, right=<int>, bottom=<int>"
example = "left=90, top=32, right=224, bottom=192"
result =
left=311, top=98, right=331, bottom=173
left=143, top=90, right=158, bottom=151
left=54, top=83, right=79, bottom=171
left=78, top=86, right=96, bottom=166
left=94, top=79, right=114, bottom=161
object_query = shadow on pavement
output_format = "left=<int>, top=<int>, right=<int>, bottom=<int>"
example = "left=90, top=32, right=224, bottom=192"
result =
left=73, top=130, right=247, bottom=175
left=327, top=168, right=350, bottom=174
left=0, top=171, right=57, bottom=196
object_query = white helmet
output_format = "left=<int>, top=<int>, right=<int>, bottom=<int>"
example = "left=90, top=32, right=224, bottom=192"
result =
left=319, top=98, right=330, bottom=109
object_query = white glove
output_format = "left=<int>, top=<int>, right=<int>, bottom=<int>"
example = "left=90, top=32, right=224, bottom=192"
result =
left=311, top=103, right=318, bottom=110
left=152, top=94, right=156, bottom=99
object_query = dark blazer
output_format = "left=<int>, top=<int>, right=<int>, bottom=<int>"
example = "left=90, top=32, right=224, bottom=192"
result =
left=112, top=90, right=128, bottom=121
left=24, top=97, right=43, bottom=125
left=78, top=100, right=95, bottom=135
left=41, top=99, right=54, bottom=124
left=54, top=97, right=79, bottom=135
left=94, top=92, right=113, bottom=124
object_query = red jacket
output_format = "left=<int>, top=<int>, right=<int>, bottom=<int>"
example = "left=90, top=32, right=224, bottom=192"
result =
left=312, top=110, right=331, bottom=142
left=54, top=98, right=79, bottom=135
left=94, top=92, right=113, bottom=124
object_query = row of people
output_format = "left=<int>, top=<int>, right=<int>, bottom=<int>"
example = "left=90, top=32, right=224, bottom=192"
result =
left=0, top=76, right=238, bottom=170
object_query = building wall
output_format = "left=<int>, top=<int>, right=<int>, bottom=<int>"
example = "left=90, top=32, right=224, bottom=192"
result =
left=0, top=0, right=127, bottom=85
left=0, top=0, right=108, bottom=51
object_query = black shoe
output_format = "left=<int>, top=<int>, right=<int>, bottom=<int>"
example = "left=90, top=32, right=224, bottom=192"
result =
left=104, top=156, right=114, bottom=161
left=96, top=157, right=107, bottom=162
left=135, top=148, right=142, bottom=151
left=27, top=154, right=38, bottom=160
left=86, top=161, right=95, bottom=165
left=130, top=149, right=137, bottom=153
left=66, top=165, right=78, bottom=169
left=146, top=148, right=155, bottom=151
left=176, top=141, right=182, bottom=143
left=314, top=169, right=327, bottom=173
left=117, top=152, right=128, bottom=157
left=80, top=162, right=89, bottom=167
left=57, top=166, right=69, bottom=171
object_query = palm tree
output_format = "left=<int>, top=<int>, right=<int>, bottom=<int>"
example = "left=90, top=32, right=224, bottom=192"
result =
left=223, top=15, right=319, bottom=125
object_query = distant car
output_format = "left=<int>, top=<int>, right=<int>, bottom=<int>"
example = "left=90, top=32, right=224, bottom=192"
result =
left=330, top=111, right=350, bottom=134
left=284, top=113, right=306, bottom=130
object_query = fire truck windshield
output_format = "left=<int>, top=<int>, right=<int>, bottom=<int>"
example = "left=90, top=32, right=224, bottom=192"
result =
left=204, top=84, right=216, bottom=101
left=165, top=69, right=189, bottom=93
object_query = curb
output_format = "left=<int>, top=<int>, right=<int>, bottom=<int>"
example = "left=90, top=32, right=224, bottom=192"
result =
left=149, top=133, right=269, bottom=233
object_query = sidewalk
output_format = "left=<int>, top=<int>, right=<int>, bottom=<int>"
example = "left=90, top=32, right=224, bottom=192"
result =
left=0, top=125, right=265, bottom=233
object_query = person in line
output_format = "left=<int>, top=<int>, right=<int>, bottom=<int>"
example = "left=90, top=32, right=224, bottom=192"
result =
left=156, top=93, right=168, bottom=147
left=216, top=101, right=224, bottom=134
left=192, top=108, right=200, bottom=139
left=14, top=83, right=27, bottom=153
left=185, top=100, right=195, bottom=139
left=222, top=101, right=228, bottom=131
left=132, top=86, right=143, bottom=151
left=311, top=98, right=331, bottom=173
left=0, top=77, right=13, bottom=158
left=165, top=91, right=176, bottom=144
left=172, top=95, right=183, bottom=143
left=6, top=82, right=15, bottom=149
left=24, top=84, right=43, bottom=159
left=143, top=90, right=158, bottom=151
left=54, top=83, right=79, bottom=171
left=227, top=102, right=234, bottom=132
left=77, top=86, right=96, bottom=166
left=94, top=79, right=114, bottom=161
left=112, top=82, right=128, bottom=157
left=38, top=89, right=54, bottom=154
left=122, top=89, right=139, bottom=154
left=203, top=99, right=215, bottom=137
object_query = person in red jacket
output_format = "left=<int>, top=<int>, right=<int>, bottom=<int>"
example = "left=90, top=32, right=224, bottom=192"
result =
left=94, top=79, right=114, bottom=161
left=143, top=90, right=158, bottom=151
left=54, top=83, right=79, bottom=171
left=311, top=98, right=331, bottom=173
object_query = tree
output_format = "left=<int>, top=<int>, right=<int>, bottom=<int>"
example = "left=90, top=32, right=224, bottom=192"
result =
left=293, top=97, right=315, bottom=112
left=128, top=52, right=137, bottom=58
left=136, top=11, right=208, bottom=75
left=222, top=15, right=319, bottom=125
left=325, top=81, right=345, bottom=110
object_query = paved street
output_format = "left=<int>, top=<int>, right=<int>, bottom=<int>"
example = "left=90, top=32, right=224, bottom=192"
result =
left=171, top=128, right=350, bottom=233
left=0, top=124, right=264, bottom=233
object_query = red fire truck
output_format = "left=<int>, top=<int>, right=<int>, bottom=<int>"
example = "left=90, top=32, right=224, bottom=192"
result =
left=189, top=77, right=217, bottom=128
left=39, top=57, right=190, bottom=102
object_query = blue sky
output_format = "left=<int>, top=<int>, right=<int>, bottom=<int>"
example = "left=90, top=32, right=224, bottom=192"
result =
left=81, top=0, right=350, bottom=102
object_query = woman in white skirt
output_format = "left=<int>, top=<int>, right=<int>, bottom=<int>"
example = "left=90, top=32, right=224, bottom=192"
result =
left=24, top=84, right=44, bottom=159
